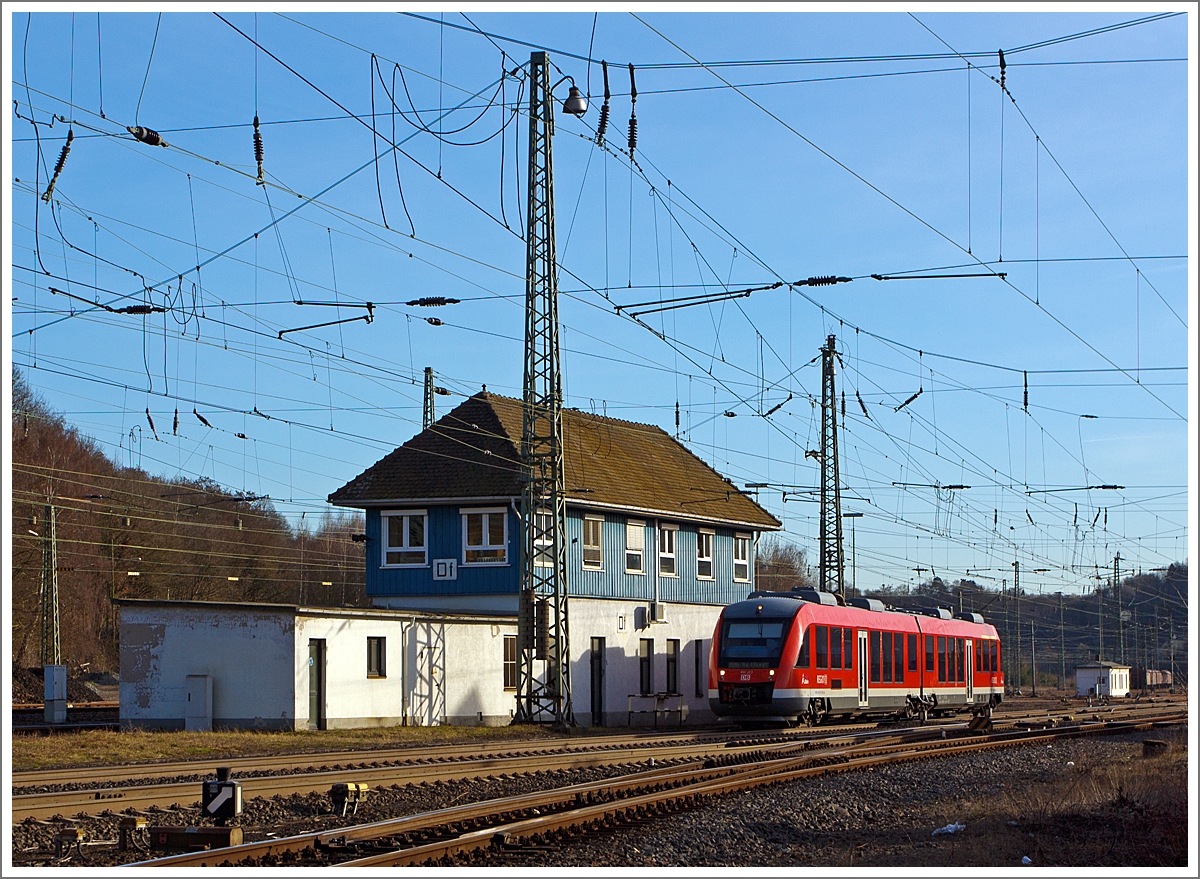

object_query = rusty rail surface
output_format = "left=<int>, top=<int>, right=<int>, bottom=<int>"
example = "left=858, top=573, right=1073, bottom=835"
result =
left=123, top=711, right=1186, bottom=868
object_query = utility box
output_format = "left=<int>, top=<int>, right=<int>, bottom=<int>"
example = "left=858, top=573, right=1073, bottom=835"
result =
left=185, top=675, right=213, bottom=732
left=44, top=664, right=67, bottom=724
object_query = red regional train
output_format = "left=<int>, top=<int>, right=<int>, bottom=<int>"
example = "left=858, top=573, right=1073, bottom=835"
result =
left=709, top=590, right=1004, bottom=725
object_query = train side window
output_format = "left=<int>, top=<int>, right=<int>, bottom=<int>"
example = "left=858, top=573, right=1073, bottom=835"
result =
left=881, top=632, right=893, bottom=682
left=925, top=635, right=935, bottom=673
left=992, top=640, right=998, bottom=673
left=956, top=638, right=965, bottom=682
left=937, top=636, right=946, bottom=683
left=907, top=634, right=917, bottom=672
left=948, top=637, right=957, bottom=683
left=894, top=632, right=904, bottom=681
left=796, top=628, right=811, bottom=668
left=830, top=627, right=842, bottom=669
left=815, top=626, right=829, bottom=669
left=843, top=628, right=854, bottom=670
left=870, top=631, right=881, bottom=683
left=975, top=640, right=982, bottom=673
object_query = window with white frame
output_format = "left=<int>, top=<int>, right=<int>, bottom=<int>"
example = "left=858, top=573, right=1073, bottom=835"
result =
left=659, top=523, right=677, bottom=576
left=697, top=529, right=715, bottom=579
left=382, top=510, right=427, bottom=566
left=625, top=520, right=645, bottom=573
left=462, top=507, right=507, bottom=564
left=533, top=510, right=554, bottom=567
left=583, top=515, right=604, bottom=569
left=734, top=533, right=751, bottom=582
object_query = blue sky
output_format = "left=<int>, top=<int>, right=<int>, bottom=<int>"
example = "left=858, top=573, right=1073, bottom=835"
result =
left=6, top=8, right=1194, bottom=597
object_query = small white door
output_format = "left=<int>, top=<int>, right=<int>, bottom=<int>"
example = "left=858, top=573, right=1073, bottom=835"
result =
left=857, top=629, right=869, bottom=708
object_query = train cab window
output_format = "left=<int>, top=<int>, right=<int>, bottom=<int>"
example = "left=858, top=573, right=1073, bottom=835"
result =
left=925, top=635, right=935, bottom=673
left=869, top=631, right=881, bottom=683
left=815, top=626, right=829, bottom=669
left=830, top=627, right=842, bottom=669
left=956, top=638, right=965, bottom=682
left=894, top=633, right=905, bottom=682
left=796, top=628, right=810, bottom=668
left=843, top=628, right=854, bottom=670
left=937, top=636, right=947, bottom=683
left=907, top=634, right=918, bottom=672
left=721, top=617, right=794, bottom=670
left=881, top=632, right=893, bottom=682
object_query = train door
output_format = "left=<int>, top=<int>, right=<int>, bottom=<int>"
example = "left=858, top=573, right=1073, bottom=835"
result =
left=857, top=629, right=869, bottom=708
left=965, top=640, right=974, bottom=703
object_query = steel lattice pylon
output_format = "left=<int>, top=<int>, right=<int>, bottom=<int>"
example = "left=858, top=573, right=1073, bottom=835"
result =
left=422, top=366, right=435, bottom=430
left=40, top=504, right=61, bottom=666
left=818, top=335, right=845, bottom=598
left=514, top=52, right=573, bottom=725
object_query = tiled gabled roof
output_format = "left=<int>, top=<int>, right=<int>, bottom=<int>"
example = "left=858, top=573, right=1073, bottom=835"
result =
left=329, top=392, right=781, bottom=530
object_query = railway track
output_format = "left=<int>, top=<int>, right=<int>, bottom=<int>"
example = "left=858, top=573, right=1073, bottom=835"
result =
left=123, top=709, right=1185, bottom=867
left=12, top=697, right=1181, bottom=824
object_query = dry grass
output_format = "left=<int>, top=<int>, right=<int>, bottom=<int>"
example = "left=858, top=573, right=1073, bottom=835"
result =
left=11, top=723, right=569, bottom=772
left=836, top=728, right=1190, bottom=868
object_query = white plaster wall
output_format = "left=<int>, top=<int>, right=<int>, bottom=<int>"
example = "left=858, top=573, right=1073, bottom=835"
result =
left=120, top=606, right=295, bottom=729
left=564, top=598, right=722, bottom=727
left=294, top=615, right=408, bottom=729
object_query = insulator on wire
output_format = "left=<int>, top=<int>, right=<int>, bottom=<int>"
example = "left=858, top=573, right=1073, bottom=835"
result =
left=841, top=391, right=846, bottom=420
left=803, top=275, right=851, bottom=287
left=627, top=64, right=638, bottom=158
left=406, top=296, right=461, bottom=307
left=998, top=49, right=1006, bottom=91
left=42, top=129, right=74, bottom=203
left=127, top=126, right=168, bottom=147
left=596, top=61, right=611, bottom=146
left=173, top=407, right=179, bottom=436
left=1023, top=370, right=1028, bottom=411
left=145, top=408, right=159, bottom=441
left=856, top=390, right=871, bottom=420
left=253, top=115, right=265, bottom=185
left=425, top=317, right=444, bottom=326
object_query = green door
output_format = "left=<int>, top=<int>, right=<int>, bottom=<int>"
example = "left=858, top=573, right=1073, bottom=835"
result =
left=308, top=639, right=326, bottom=730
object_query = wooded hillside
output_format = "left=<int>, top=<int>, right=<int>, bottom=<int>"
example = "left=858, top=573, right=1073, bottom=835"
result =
left=11, top=367, right=365, bottom=673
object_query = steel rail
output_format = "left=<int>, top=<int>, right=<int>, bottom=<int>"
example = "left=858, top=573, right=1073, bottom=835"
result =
left=342, top=714, right=1189, bottom=867
left=123, top=712, right=1185, bottom=868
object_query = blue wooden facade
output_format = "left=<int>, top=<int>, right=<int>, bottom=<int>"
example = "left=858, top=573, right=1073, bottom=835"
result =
left=364, top=505, right=756, bottom=606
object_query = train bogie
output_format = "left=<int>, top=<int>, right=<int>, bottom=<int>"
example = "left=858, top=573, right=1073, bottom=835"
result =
left=710, top=592, right=1003, bottom=725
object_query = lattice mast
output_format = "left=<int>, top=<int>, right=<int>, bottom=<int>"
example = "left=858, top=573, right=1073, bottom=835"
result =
left=422, top=366, right=435, bottom=430
left=515, top=52, right=573, bottom=725
left=818, top=335, right=846, bottom=599
left=40, top=503, right=61, bottom=665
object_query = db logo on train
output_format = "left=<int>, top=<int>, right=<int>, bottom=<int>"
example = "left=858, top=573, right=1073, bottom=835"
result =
left=740, top=672, right=751, bottom=682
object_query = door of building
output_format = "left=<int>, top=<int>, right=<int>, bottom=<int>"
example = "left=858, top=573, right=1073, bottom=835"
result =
left=308, top=639, right=326, bottom=730
left=590, top=637, right=606, bottom=726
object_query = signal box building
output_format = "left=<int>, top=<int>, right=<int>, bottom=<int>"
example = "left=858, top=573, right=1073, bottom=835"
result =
left=329, top=391, right=781, bottom=727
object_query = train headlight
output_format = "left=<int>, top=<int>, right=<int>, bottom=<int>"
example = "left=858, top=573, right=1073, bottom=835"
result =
left=719, top=669, right=725, bottom=677
left=769, top=669, right=775, bottom=677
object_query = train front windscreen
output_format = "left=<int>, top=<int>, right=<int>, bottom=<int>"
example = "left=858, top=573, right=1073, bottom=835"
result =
left=717, top=617, right=794, bottom=668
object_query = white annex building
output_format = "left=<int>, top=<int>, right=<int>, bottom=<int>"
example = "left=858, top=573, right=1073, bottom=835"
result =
left=1074, top=659, right=1132, bottom=699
